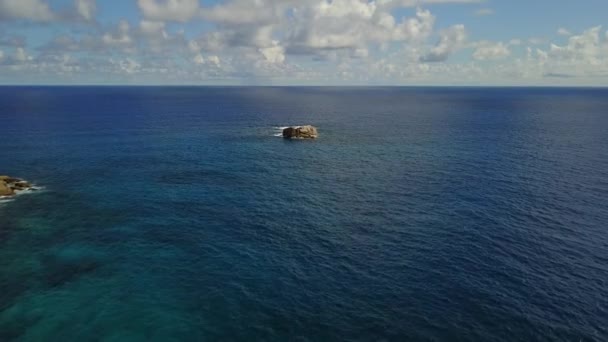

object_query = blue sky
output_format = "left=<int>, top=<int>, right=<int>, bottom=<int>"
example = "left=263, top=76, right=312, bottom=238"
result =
left=0, top=0, right=607, bottom=85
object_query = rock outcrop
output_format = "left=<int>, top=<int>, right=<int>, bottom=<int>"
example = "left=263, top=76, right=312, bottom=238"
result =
left=0, top=181, right=13, bottom=196
left=282, top=125, right=318, bottom=139
left=0, top=175, right=35, bottom=197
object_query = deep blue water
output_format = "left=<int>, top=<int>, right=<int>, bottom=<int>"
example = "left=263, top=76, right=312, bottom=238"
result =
left=1, top=86, right=607, bottom=341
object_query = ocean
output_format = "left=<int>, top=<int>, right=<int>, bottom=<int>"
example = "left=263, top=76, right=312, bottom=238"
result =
left=1, top=86, right=607, bottom=341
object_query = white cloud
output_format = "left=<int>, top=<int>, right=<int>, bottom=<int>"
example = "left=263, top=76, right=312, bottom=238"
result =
left=421, top=24, right=466, bottom=62
left=207, top=55, right=220, bottom=66
left=137, top=0, right=201, bottom=22
left=0, top=46, right=33, bottom=65
left=473, top=41, right=510, bottom=60
left=201, top=0, right=279, bottom=25
left=139, top=20, right=168, bottom=38
left=315, top=0, right=377, bottom=18
left=115, top=58, right=141, bottom=74
left=286, top=5, right=436, bottom=55
left=259, top=43, right=285, bottom=63
left=14, top=47, right=29, bottom=62
left=75, top=0, right=96, bottom=21
left=3, top=0, right=607, bottom=85
left=0, top=0, right=99, bottom=23
left=504, top=26, right=608, bottom=81
left=547, top=26, right=602, bottom=62
left=190, top=53, right=223, bottom=68
left=192, top=53, right=205, bottom=64
left=189, top=0, right=442, bottom=68
left=0, top=0, right=54, bottom=21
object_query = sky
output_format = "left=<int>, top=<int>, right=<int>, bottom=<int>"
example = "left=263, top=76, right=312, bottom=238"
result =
left=0, top=0, right=607, bottom=85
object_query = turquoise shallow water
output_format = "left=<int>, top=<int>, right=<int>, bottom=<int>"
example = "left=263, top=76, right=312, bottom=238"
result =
left=1, top=87, right=608, bottom=341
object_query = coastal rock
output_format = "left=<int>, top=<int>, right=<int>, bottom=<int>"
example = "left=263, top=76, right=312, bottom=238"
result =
left=0, top=181, right=14, bottom=196
left=0, top=175, right=35, bottom=197
left=282, top=125, right=318, bottom=139
left=13, top=181, right=31, bottom=190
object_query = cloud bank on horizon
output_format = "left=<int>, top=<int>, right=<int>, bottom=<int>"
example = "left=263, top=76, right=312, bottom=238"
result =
left=0, top=0, right=607, bottom=85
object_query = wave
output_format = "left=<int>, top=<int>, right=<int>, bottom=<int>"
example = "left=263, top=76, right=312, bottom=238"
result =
left=15, top=186, right=44, bottom=195
left=0, top=186, right=44, bottom=206
left=273, top=126, right=290, bottom=137
left=0, top=197, right=14, bottom=204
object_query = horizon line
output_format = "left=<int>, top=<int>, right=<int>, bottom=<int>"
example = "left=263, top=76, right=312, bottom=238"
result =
left=1, top=84, right=608, bottom=89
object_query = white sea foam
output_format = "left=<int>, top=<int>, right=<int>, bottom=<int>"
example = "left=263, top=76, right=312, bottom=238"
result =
left=14, top=186, right=43, bottom=195
left=0, top=197, right=14, bottom=204
left=273, top=126, right=290, bottom=137
left=0, top=185, right=44, bottom=206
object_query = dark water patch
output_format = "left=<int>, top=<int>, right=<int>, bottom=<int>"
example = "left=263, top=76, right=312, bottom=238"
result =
left=40, top=245, right=106, bottom=288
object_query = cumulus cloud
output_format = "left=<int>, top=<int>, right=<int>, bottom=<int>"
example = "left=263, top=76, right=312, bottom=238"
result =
left=0, top=0, right=98, bottom=23
left=0, top=0, right=54, bottom=21
left=472, top=41, right=510, bottom=60
left=141, top=0, right=479, bottom=69
left=120, top=58, right=141, bottom=74
left=507, top=26, right=608, bottom=81
left=2, top=0, right=607, bottom=85
left=201, top=0, right=281, bottom=25
left=0, top=46, right=33, bottom=65
left=139, top=20, right=168, bottom=38
left=192, top=53, right=205, bottom=64
left=420, top=24, right=466, bottom=62
left=75, top=0, right=96, bottom=21
left=260, top=43, right=285, bottom=63
left=13, top=47, right=30, bottom=62
left=208, top=55, right=220, bottom=66
left=137, top=0, right=201, bottom=22
left=548, top=26, right=602, bottom=62
left=184, top=0, right=443, bottom=69
left=286, top=5, right=435, bottom=55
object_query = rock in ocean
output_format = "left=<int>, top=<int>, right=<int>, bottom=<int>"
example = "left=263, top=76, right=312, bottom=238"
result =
left=282, top=125, right=319, bottom=139
left=0, top=180, right=13, bottom=196
left=0, top=175, right=35, bottom=196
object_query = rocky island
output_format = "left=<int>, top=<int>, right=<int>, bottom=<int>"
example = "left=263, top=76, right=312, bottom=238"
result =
left=0, top=175, right=36, bottom=197
left=282, top=125, right=319, bottom=139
